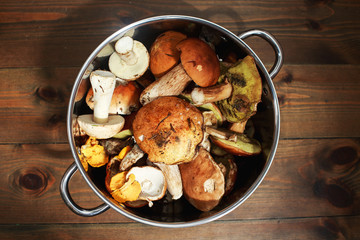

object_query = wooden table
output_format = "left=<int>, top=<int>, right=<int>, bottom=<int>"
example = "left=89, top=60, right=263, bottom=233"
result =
left=1, top=0, right=359, bottom=239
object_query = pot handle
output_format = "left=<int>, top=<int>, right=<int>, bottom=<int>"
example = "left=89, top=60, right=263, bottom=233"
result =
left=60, top=162, right=110, bottom=217
left=238, top=29, right=283, bottom=79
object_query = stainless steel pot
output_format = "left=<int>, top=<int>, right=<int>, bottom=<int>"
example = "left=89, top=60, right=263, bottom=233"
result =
left=60, top=15, right=282, bottom=228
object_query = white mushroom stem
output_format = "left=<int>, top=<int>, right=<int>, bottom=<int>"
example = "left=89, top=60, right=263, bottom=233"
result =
left=90, top=70, right=117, bottom=124
left=115, top=36, right=137, bottom=65
left=191, top=80, right=233, bottom=106
left=153, top=163, right=183, bottom=200
left=140, top=64, right=192, bottom=105
left=77, top=70, right=125, bottom=139
left=205, top=126, right=237, bottom=142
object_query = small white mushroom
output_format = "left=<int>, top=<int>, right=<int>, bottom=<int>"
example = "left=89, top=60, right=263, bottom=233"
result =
left=109, top=36, right=149, bottom=81
left=77, top=70, right=125, bottom=139
left=127, top=166, right=167, bottom=202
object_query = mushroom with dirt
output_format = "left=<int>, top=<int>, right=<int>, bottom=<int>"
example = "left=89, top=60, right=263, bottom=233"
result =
left=109, top=36, right=150, bottom=81
left=77, top=70, right=125, bottom=139
left=132, top=96, right=204, bottom=165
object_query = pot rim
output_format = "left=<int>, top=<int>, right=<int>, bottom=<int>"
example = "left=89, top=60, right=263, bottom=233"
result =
left=66, top=15, right=281, bottom=228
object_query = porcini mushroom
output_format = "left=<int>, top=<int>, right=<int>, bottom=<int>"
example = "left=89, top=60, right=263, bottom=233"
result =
left=179, top=147, right=225, bottom=211
left=176, top=38, right=220, bottom=87
left=139, top=63, right=192, bottom=105
left=139, top=37, right=221, bottom=105
left=150, top=30, right=187, bottom=78
left=109, top=36, right=149, bottom=81
left=133, top=96, right=204, bottom=165
left=77, top=70, right=125, bottom=139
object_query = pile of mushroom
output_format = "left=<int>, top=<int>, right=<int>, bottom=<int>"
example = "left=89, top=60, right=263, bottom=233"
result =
left=73, top=30, right=263, bottom=211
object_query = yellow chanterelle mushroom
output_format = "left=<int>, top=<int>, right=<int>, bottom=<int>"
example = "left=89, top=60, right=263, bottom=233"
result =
left=80, top=137, right=109, bottom=167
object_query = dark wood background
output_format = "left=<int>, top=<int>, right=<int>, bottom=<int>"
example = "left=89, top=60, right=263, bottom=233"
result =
left=1, top=0, right=360, bottom=239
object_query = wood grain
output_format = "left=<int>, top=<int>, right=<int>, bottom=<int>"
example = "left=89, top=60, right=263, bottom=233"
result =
left=0, top=138, right=359, bottom=224
left=1, top=216, right=359, bottom=240
left=0, top=0, right=359, bottom=68
left=1, top=0, right=360, bottom=238
left=0, top=65, right=359, bottom=144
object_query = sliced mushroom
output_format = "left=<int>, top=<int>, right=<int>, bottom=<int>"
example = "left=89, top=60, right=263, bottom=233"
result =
left=179, top=147, right=225, bottom=211
left=109, top=36, right=149, bottom=81
left=127, top=166, right=167, bottom=202
left=210, top=130, right=261, bottom=156
left=153, top=163, right=183, bottom=200
left=77, top=70, right=125, bottom=139
left=190, top=80, right=233, bottom=106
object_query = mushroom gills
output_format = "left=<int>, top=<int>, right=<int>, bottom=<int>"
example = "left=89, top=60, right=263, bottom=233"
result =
left=127, top=166, right=167, bottom=202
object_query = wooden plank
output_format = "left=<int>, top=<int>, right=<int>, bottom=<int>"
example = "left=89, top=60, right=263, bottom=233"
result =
left=274, top=64, right=360, bottom=139
left=0, top=138, right=359, bottom=224
left=1, top=65, right=359, bottom=143
left=0, top=0, right=359, bottom=67
left=1, top=216, right=359, bottom=240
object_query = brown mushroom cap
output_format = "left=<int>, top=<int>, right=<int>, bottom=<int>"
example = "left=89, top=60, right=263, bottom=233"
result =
left=150, top=31, right=187, bottom=78
left=176, top=38, right=220, bottom=87
left=179, top=147, right=225, bottom=211
left=210, top=131, right=261, bottom=156
left=213, top=154, right=238, bottom=196
left=86, top=81, right=141, bottom=115
left=132, top=96, right=204, bottom=165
